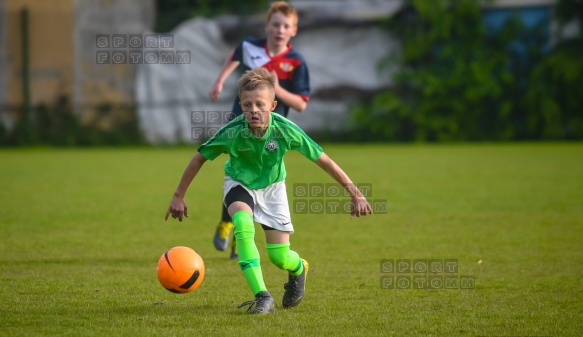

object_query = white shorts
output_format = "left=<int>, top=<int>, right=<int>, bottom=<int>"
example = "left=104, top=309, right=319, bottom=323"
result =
left=223, top=176, right=294, bottom=233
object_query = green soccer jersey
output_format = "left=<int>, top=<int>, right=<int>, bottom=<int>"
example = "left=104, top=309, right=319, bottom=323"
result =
left=198, top=113, right=323, bottom=190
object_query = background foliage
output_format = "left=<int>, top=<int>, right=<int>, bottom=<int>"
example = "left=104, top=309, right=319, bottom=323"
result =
left=351, top=0, right=583, bottom=141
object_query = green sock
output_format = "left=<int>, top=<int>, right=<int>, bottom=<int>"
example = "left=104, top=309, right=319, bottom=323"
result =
left=266, top=242, right=303, bottom=276
left=232, top=210, right=267, bottom=296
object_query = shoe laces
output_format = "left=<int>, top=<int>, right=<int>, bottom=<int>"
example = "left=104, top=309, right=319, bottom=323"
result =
left=237, top=295, right=269, bottom=312
left=284, top=277, right=299, bottom=295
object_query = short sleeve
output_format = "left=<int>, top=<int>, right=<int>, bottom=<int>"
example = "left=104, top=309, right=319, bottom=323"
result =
left=197, top=142, right=225, bottom=161
left=197, top=132, right=228, bottom=161
left=289, top=128, right=322, bottom=161
left=231, top=41, right=244, bottom=62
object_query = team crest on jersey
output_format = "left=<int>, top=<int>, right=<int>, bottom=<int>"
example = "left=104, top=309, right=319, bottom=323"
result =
left=280, top=62, right=294, bottom=72
left=265, top=140, right=278, bottom=152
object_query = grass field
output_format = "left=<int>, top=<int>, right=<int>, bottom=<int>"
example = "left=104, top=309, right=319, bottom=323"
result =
left=1, top=143, right=582, bottom=336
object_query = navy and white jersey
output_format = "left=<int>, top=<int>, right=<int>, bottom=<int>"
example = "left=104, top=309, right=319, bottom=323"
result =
left=230, top=37, right=310, bottom=117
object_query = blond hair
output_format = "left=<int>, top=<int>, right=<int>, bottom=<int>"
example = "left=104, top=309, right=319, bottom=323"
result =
left=266, top=1, right=298, bottom=25
left=237, top=67, right=276, bottom=98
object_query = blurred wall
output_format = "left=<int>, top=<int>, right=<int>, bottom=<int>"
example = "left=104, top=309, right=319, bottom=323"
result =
left=1, top=0, right=154, bottom=129
left=0, top=0, right=6, bottom=120
left=72, top=0, right=155, bottom=121
left=135, top=18, right=397, bottom=143
left=3, top=0, right=73, bottom=128
left=136, top=1, right=402, bottom=144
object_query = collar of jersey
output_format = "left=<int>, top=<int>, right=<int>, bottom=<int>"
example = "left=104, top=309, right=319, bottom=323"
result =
left=263, top=41, right=292, bottom=60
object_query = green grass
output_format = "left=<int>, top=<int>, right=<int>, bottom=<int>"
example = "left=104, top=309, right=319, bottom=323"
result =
left=1, top=143, right=582, bottom=336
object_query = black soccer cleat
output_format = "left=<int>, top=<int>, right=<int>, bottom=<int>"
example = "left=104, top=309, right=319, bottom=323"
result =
left=282, top=259, right=309, bottom=309
left=237, top=291, right=275, bottom=314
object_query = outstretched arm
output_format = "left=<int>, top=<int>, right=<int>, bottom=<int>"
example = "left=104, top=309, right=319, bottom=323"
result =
left=165, top=152, right=208, bottom=221
left=209, top=58, right=240, bottom=102
left=315, top=153, right=372, bottom=217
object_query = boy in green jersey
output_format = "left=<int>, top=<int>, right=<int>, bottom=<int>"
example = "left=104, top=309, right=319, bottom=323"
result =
left=165, top=67, right=372, bottom=314
left=210, top=1, right=310, bottom=259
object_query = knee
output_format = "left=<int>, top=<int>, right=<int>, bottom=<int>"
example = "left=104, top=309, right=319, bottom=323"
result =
left=266, top=243, right=290, bottom=270
left=267, top=249, right=285, bottom=270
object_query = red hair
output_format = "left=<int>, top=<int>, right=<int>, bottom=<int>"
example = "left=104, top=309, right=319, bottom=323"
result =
left=266, top=1, right=298, bottom=25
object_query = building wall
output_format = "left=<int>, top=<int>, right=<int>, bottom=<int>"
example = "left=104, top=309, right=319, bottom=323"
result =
left=0, top=0, right=7, bottom=121
left=1, top=0, right=154, bottom=129
left=5, top=0, right=73, bottom=111
left=72, top=0, right=155, bottom=117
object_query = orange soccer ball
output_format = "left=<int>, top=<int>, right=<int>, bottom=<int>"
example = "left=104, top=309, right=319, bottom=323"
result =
left=157, top=246, right=205, bottom=294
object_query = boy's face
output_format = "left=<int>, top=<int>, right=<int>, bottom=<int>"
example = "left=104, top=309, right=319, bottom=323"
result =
left=266, top=12, right=297, bottom=48
left=240, top=87, right=277, bottom=130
